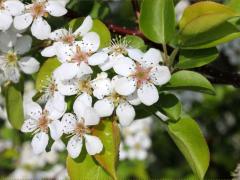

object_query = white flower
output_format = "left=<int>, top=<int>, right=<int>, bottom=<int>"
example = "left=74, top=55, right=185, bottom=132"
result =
left=61, top=93, right=103, bottom=158
left=54, top=32, right=107, bottom=80
left=93, top=75, right=138, bottom=126
left=113, top=48, right=171, bottom=106
left=0, top=0, right=24, bottom=31
left=175, top=0, right=190, bottom=21
left=14, top=0, right=67, bottom=40
left=99, top=36, right=132, bottom=71
left=41, top=16, right=93, bottom=57
left=21, top=100, right=66, bottom=154
left=0, top=31, right=39, bottom=83
left=39, top=73, right=65, bottom=106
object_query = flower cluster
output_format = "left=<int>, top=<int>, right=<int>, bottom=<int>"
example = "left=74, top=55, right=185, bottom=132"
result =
left=120, top=117, right=152, bottom=160
left=19, top=14, right=171, bottom=159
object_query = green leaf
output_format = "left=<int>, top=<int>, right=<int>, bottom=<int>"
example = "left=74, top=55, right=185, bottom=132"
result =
left=175, top=48, right=219, bottom=69
left=227, top=0, right=240, bottom=13
left=155, top=93, right=182, bottom=121
left=66, top=149, right=110, bottom=180
left=140, top=0, right=176, bottom=44
left=123, top=35, right=147, bottom=51
left=179, top=1, right=237, bottom=37
left=35, top=58, right=60, bottom=91
left=168, top=117, right=210, bottom=179
left=93, top=118, right=120, bottom=180
left=180, top=20, right=240, bottom=49
left=162, top=70, right=215, bottom=95
left=69, top=18, right=111, bottom=48
left=5, top=83, right=24, bottom=130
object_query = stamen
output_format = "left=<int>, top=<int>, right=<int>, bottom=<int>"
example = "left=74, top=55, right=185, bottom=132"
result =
left=131, top=63, right=152, bottom=87
left=109, top=35, right=130, bottom=55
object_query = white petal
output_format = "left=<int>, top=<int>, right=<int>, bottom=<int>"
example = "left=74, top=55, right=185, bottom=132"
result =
left=31, top=132, right=49, bottom=154
left=0, top=12, right=12, bottom=31
left=113, top=57, right=136, bottom=76
left=45, top=94, right=66, bottom=119
left=84, top=135, right=103, bottom=155
left=137, top=83, right=159, bottom=106
left=142, top=48, right=163, bottom=67
left=61, top=113, right=77, bottom=134
left=91, top=78, right=112, bottom=99
left=5, top=66, right=20, bottom=83
left=41, top=45, right=56, bottom=57
left=21, top=119, right=38, bottom=133
left=73, top=93, right=92, bottom=119
left=116, top=102, right=135, bottom=126
left=18, top=57, right=40, bottom=74
left=55, top=43, right=73, bottom=63
left=94, top=99, right=114, bottom=117
left=83, top=107, right=100, bottom=126
left=77, top=62, right=93, bottom=78
left=150, top=65, right=171, bottom=86
left=49, top=120, right=63, bottom=140
left=49, top=28, right=68, bottom=41
left=80, top=32, right=100, bottom=53
left=99, top=58, right=114, bottom=71
left=57, top=78, right=78, bottom=96
left=15, top=35, right=32, bottom=55
left=53, top=63, right=78, bottom=80
left=114, top=77, right=137, bottom=96
left=73, top=16, right=93, bottom=36
left=127, top=48, right=144, bottom=62
left=31, top=18, right=51, bottom=40
left=88, top=52, right=108, bottom=66
left=67, top=135, right=83, bottom=159
left=14, top=13, right=33, bottom=30
left=25, top=102, right=42, bottom=120
left=0, top=30, right=17, bottom=52
left=46, top=1, right=67, bottom=17
left=4, top=0, right=25, bottom=16
left=126, top=91, right=141, bottom=106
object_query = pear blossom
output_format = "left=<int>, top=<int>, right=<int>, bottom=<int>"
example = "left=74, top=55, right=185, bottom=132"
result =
left=99, top=36, right=133, bottom=71
left=41, top=16, right=93, bottom=57
left=0, top=0, right=24, bottom=31
left=21, top=100, right=66, bottom=154
left=0, top=30, right=39, bottom=83
left=113, top=48, right=171, bottom=106
left=93, top=74, right=138, bottom=126
left=14, top=0, right=67, bottom=40
left=38, top=73, right=65, bottom=106
left=61, top=93, right=103, bottom=158
left=54, top=32, right=108, bottom=80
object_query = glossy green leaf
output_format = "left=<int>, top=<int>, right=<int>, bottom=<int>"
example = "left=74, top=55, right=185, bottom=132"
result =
left=175, top=48, right=219, bottom=69
left=93, top=118, right=120, bottom=180
left=69, top=18, right=111, bottom=48
left=66, top=149, right=110, bottom=180
left=155, top=93, right=182, bottom=121
left=180, top=20, right=240, bottom=49
left=35, top=58, right=60, bottom=91
left=179, top=1, right=237, bottom=37
left=168, top=117, right=210, bottom=179
left=123, top=35, right=147, bottom=51
left=162, top=70, right=215, bottom=95
left=227, top=0, right=240, bottom=13
left=140, top=0, right=176, bottom=44
left=5, top=83, right=24, bottom=130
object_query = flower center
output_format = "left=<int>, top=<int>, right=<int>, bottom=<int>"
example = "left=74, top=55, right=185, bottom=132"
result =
left=0, top=0, right=5, bottom=10
left=134, top=143, right=142, bottom=150
left=110, top=37, right=129, bottom=56
left=41, top=77, right=58, bottom=98
left=110, top=91, right=124, bottom=107
left=78, top=78, right=92, bottom=95
left=31, top=2, right=47, bottom=18
left=5, top=51, right=18, bottom=64
left=132, top=64, right=151, bottom=86
left=71, top=46, right=89, bottom=64
left=62, top=34, right=75, bottom=44
left=74, top=121, right=91, bottom=137
left=38, top=111, right=51, bottom=133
